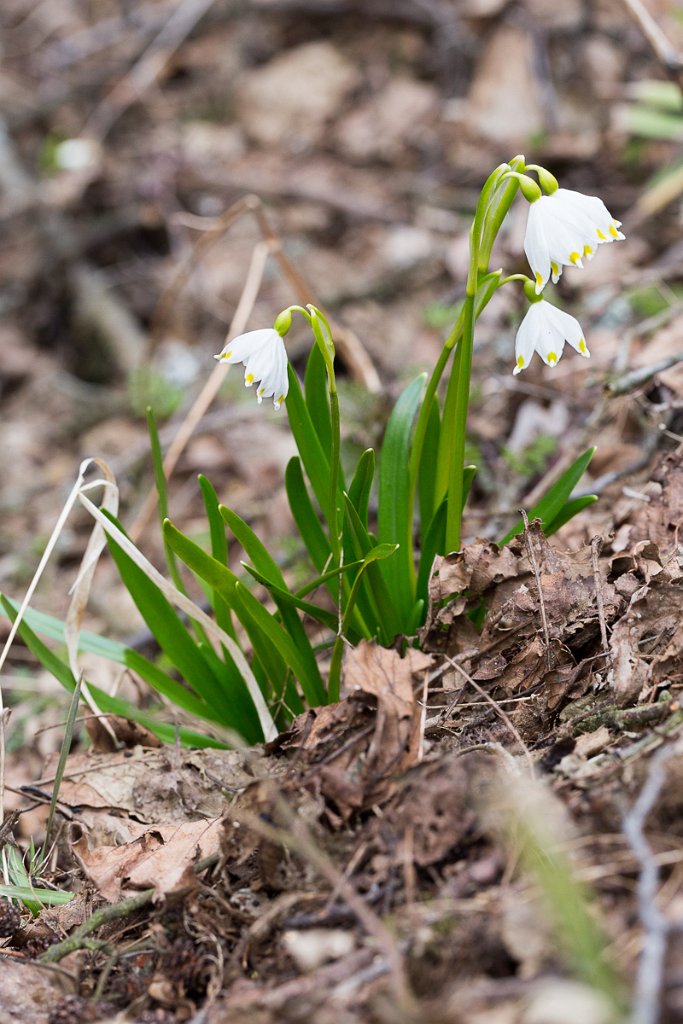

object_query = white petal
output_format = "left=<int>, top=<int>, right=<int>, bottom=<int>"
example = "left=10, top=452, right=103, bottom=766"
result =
left=214, top=328, right=278, bottom=364
left=523, top=187, right=624, bottom=290
left=212, top=328, right=288, bottom=408
left=513, top=303, right=543, bottom=374
left=543, top=303, right=590, bottom=357
left=513, top=299, right=590, bottom=373
left=524, top=201, right=552, bottom=293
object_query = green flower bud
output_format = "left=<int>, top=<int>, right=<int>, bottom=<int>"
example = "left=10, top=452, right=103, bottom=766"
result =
left=517, top=174, right=543, bottom=204
left=273, top=308, right=293, bottom=337
left=536, top=166, right=559, bottom=195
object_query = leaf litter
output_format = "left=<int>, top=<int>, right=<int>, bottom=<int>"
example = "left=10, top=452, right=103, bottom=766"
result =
left=3, top=1, right=683, bottom=1021
left=1, top=451, right=682, bottom=1022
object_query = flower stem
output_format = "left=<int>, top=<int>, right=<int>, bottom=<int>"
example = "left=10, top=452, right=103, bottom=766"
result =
left=438, top=157, right=524, bottom=553
left=444, top=289, right=475, bottom=552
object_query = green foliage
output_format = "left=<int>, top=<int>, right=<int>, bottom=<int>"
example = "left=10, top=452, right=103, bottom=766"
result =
left=6, top=162, right=604, bottom=749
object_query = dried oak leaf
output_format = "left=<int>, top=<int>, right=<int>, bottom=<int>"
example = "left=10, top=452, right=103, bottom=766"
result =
left=610, top=449, right=683, bottom=554
left=70, top=818, right=222, bottom=902
left=609, top=572, right=683, bottom=703
left=422, top=525, right=623, bottom=700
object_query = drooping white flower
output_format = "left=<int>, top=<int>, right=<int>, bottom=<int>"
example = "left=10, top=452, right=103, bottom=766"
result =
left=513, top=299, right=589, bottom=375
left=214, top=328, right=289, bottom=409
left=524, top=188, right=625, bottom=294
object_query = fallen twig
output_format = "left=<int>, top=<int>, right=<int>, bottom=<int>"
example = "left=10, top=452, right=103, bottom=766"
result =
left=520, top=511, right=552, bottom=670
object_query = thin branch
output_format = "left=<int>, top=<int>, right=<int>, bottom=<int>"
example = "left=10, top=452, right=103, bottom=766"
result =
left=622, top=0, right=683, bottom=83
left=443, top=656, right=535, bottom=777
left=520, top=511, right=552, bottom=670
left=591, top=536, right=610, bottom=662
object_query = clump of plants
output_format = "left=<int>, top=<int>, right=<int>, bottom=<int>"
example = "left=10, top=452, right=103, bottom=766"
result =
left=1, top=156, right=624, bottom=747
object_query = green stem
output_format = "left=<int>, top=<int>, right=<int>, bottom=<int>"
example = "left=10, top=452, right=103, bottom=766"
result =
left=478, top=155, right=526, bottom=271
left=438, top=156, right=525, bottom=552
left=409, top=270, right=502, bottom=505
left=444, top=289, right=475, bottom=552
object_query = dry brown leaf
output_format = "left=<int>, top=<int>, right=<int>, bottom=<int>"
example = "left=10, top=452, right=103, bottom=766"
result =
left=272, top=643, right=432, bottom=818
left=343, top=641, right=430, bottom=781
left=40, top=747, right=256, bottom=825
left=71, top=818, right=222, bottom=902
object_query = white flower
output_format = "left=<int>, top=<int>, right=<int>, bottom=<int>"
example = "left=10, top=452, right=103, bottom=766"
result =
left=214, top=328, right=289, bottom=409
left=513, top=300, right=590, bottom=375
left=524, top=188, right=625, bottom=293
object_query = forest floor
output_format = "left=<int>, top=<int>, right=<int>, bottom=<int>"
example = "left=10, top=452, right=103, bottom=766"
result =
left=2, top=1, right=683, bottom=1022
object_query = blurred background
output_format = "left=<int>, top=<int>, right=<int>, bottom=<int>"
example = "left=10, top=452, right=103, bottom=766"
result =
left=2, top=0, right=683, bottom=687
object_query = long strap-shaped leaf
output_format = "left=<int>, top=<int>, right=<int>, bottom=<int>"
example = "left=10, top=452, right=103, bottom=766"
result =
left=499, top=447, right=596, bottom=546
left=78, top=493, right=277, bottom=741
left=220, top=506, right=326, bottom=700
left=1, top=600, right=230, bottom=748
left=285, top=456, right=332, bottom=579
left=164, top=521, right=326, bottom=708
left=377, top=373, right=426, bottom=631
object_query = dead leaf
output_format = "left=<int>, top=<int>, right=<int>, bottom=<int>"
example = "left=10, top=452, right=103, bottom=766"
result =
left=70, top=818, right=222, bottom=902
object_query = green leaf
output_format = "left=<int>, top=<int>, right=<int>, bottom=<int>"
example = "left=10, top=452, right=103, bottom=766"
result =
left=347, top=448, right=375, bottom=529
left=327, top=542, right=398, bottom=701
left=164, top=521, right=321, bottom=709
left=416, top=497, right=447, bottom=604
left=285, top=365, right=332, bottom=516
left=343, top=494, right=400, bottom=643
left=499, top=447, right=597, bottom=546
left=243, top=564, right=338, bottom=631
left=377, top=373, right=426, bottom=629
left=196, top=639, right=265, bottom=743
left=304, top=342, right=332, bottom=454
left=147, top=406, right=185, bottom=594
left=418, top=396, right=440, bottom=532
left=416, top=466, right=476, bottom=605
left=1, top=598, right=227, bottom=748
left=198, top=474, right=228, bottom=564
left=544, top=494, right=598, bottom=536
left=233, top=581, right=324, bottom=707
left=0, top=598, right=127, bottom=663
left=0, top=884, right=73, bottom=907
left=123, top=647, right=221, bottom=723
left=220, top=505, right=326, bottom=702
left=163, top=520, right=286, bottom=702
left=198, top=474, right=235, bottom=638
left=102, top=512, right=228, bottom=714
left=220, top=505, right=286, bottom=587
left=285, top=456, right=332, bottom=576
